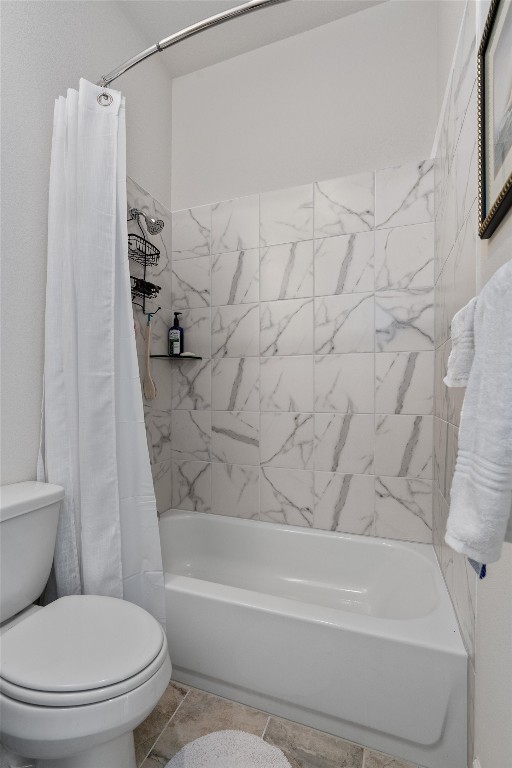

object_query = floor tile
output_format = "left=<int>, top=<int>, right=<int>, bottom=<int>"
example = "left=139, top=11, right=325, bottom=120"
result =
left=364, top=750, right=417, bottom=768
left=134, top=682, right=189, bottom=766
left=140, top=756, right=165, bottom=768
left=147, top=687, right=269, bottom=762
left=264, top=716, right=364, bottom=768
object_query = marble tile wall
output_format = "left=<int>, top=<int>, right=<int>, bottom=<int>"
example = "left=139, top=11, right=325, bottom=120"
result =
left=166, top=160, right=435, bottom=544
left=127, top=177, right=174, bottom=514
left=432, top=2, right=477, bottom=765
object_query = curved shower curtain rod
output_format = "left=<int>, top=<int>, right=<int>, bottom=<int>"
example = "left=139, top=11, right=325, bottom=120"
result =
left=97, top=0, right=291, bottom=88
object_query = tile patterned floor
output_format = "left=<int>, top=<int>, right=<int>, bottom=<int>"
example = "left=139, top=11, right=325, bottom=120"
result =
left=135, top=682, right=419, bottom=768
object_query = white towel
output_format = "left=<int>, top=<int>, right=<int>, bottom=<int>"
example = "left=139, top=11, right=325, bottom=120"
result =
left=443, top=297, right=478, bottom=387
left=445, top=260, right=512, bottom=564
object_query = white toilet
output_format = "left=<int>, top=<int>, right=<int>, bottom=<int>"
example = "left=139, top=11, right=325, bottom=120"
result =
left=0, top=481, right=171, bottom=768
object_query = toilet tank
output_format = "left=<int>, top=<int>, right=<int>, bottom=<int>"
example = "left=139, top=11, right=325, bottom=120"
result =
left=0, top=481, right=64, bottom=623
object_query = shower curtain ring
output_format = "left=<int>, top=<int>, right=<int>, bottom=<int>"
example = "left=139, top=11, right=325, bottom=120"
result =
left=97, top=92, right=113, bottom=106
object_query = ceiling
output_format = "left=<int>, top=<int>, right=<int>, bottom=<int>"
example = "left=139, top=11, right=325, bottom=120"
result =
left=117, top=0, right=387, bottom=79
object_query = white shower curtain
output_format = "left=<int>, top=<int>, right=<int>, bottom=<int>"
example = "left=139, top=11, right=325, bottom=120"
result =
left=38, top=79, right=165, bottom=627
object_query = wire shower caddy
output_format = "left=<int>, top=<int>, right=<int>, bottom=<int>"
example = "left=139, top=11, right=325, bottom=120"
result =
left=128, top=214, right=162, bottom=316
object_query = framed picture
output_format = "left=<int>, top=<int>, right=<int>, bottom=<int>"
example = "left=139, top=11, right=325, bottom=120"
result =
left=478, top=0, right=512, bottom=238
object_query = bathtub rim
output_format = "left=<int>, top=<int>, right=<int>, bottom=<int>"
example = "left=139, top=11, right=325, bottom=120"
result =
left=160, top=508, right=441, bottom=564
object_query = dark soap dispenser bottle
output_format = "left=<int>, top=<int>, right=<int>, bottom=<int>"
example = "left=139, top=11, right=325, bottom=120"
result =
left=168, top=312, right=184, bottom=356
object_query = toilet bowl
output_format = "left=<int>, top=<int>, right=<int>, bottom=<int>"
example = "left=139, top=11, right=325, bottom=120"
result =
left=0, top=482, right=171, bottom=768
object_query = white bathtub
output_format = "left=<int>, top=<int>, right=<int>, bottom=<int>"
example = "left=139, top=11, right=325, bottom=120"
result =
left=159, top=511, right=467, bottom=768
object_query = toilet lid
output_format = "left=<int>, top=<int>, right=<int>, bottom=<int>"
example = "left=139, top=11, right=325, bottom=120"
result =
left=0, top=595, right=164, bottom=694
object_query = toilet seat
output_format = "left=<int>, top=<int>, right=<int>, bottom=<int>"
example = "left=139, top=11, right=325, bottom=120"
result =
left=0, top=595, right=166, bottom=707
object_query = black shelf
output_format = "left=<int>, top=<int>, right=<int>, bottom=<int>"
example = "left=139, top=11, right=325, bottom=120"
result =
left=150, top=354, right=203, bottom=360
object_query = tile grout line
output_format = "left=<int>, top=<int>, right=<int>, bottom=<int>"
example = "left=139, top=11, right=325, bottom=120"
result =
left=140, top=688, right=191, bottom=767
left=261, top=715, right=271, bottom=740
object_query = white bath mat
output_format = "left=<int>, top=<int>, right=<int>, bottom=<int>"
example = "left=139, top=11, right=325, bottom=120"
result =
left=165, top=729, right=292, bottom=768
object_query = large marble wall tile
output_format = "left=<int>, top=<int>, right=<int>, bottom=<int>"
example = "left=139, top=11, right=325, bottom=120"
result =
left=260, top=412, right=314, bottom=469
left=260, top=467, right=314, bottom=527
left=435, top=171, right=458, bottom=278
left=314, top=413, right=374, bottom=474
left=453, top=85, right=477, bottom=237
left=315, top=293, right=374, bottom=354
left=374, top=476, right=432, bottom=543
left=374, top=414, right=432, bottom=479
left=171, top=410, right=211, bottom=462
left=314, top=232, right=374, bottom=296
left=170, top=359, right=211, bottom=411
left=151, top=460, right=172, bottom=514
left=375, top=160, right=434, bottom=229
left=445, top=75, right=458, bottom=180
left=434, top=257, right=453, bottom=349
left=260, top=241, right=314, bottom=301
left=171, top=256, right=210, bottom=309
left=435, top=341, right=465, bottom=427
left=211, top=411, right=260, bottom=465
left=171, top=460, right=211, bottom=512
left=314, top=354, right=374, bottom=413
left=211, top=194, right=259, bottom=253
left=433, top=416, right=448, bottom=498
left=444, top=422, right=458, bottom=505
left=142, top=356, right=173, bottom=411
left=142, top=401, right=153, bottom=459
left=434, top=84, right=452, bottom=219
left=134, top=312, right=148, bottom=359
left=434, top=345, right=448, bottom=421
left=211, top=463, right=259, bottom=519
left=452, top=199, right=477, bottom=316
left=375, top=351, right=433, bottom=415
left=375, top=222, right=434, bottom=290
left=436, top=198, right=477, bottom=352
left=136, top=308, right=174, bottom=357
left=211, top=358, right=260, bottom=411
left=260, top=298, right=314, bottom=356
left=211, top=249, right=259, bottom=306
left=468, top=658, right=476, bottom=766
left=375, top=289, right=434, bottom=351
left=432, top=483, right=446, bottom=546
left=145, top=410, right=172, bottom=464
left=212, top=304, right=260, bottom=357
left=445, top=547, right=476, bottom=661
left=260, top=356, right=314, bottom=412
left=314, top=472, right=374, bottom=534
left=260, top=184, right=314, bottom=246
left=172, top=205, right=211, bottom=260
left=432, top=485, right=450, bottom=571
left=180, top=308, right=211, bottom=358
left=451, top=0, right=476, bottom=156
left=314, top=172, right=374, bottom=237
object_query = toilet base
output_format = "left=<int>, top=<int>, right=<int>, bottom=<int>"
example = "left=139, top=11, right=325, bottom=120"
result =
left=35, top=732, right=136, bottom=768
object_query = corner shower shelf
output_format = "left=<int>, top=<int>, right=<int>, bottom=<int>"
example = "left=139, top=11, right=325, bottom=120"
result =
left=150, top=355, right=203, bottom=360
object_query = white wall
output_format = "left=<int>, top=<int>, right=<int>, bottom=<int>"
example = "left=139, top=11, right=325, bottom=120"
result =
left=474, top=214, right=512, bottom=768
left=470, top=176, right=512, bottom=768
left=436, top=3, right=512, bottom=765
left=474, top=539, right=512, bottom=768
left=171, top=0, right=439, bottom=210
left=435, top=0, right=467, bottom=118
left=472, top=0, right=512, bottom=761
left=0, top=1, right=172, bottom=485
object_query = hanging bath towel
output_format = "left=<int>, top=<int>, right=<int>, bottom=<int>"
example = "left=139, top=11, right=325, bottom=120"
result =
left=443, top=297, right=477, bottom=387
left=445, top=259, right=512, bottom=564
